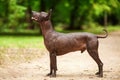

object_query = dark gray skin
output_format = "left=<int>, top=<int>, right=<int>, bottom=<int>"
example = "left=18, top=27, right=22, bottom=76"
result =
left=31, top=9, right=108, bottom=78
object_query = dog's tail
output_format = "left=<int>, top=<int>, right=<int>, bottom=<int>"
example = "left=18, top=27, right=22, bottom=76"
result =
left=97, top=29, right=108, bottom=38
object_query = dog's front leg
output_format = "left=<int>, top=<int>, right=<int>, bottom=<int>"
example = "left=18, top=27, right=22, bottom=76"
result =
left=47, top=52, right=57, bottom=77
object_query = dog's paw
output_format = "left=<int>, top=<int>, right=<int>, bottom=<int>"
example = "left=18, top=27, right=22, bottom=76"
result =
left=46, top=73, right=56, bottom=78
left=95, top=72, right=100, bottom=75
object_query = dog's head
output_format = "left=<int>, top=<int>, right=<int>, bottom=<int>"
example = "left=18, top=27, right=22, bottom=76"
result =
left=31, top=9, right=52, bottom=22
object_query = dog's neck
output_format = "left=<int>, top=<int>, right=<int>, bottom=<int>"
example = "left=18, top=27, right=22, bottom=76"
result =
left=39, top=20, right=55, bottom=38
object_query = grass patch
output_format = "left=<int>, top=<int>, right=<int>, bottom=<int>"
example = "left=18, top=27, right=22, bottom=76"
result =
left=107, top=25, right=120, bottom=32
left=56, top=25, right=120, bottom=34
left=0, top=36, right=46, bottom=65
left=0, top=48, right=47, bottom=65
left=0, top=36, right=44, bottom=48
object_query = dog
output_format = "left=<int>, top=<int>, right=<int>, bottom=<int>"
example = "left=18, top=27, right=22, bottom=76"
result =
left=31, top=9, right=108, bottom=77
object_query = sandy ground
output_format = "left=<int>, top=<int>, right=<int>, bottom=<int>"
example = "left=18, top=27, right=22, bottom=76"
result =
left=0, top=31, right=120, bottom=80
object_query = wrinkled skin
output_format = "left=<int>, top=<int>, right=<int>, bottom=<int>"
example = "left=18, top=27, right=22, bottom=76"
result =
left=31, top=9, right=108, bottom=77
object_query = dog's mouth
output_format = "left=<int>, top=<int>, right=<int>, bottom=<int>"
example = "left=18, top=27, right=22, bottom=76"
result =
left=31, top=17, right=38, bottom=21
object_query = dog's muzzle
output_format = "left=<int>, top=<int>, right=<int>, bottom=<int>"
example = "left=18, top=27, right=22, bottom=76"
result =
left=31, top=17, right=38, bottom=21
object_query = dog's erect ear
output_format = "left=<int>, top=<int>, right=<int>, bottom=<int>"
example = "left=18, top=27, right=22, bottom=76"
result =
left=46, top=9, right=52, bottom=20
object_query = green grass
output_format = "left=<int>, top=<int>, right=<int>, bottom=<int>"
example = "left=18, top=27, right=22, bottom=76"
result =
left=84, top=25, right=120, bottom=34
left=56, top=25, right=120, bottom=34
left=0, top=36, right=45, bottom=48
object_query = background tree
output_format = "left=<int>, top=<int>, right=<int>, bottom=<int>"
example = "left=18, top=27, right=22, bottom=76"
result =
left=8, top=0, right=26, bottom=31
left=0, top=0, right=119, bottom=33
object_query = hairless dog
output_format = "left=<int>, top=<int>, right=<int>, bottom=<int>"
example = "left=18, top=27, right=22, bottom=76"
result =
left=31, top=9, right=108, bottom=77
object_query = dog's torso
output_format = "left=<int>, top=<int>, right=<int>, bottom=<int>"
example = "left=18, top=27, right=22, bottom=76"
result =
left=44, top=31, right=98, bottom=55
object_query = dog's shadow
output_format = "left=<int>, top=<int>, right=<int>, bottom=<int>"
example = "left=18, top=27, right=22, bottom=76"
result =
left=55, top=70, right=113, bottom=78
left=56, top=73, right=95, bottom=78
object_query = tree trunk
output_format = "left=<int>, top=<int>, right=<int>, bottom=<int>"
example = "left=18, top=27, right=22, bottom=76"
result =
left=68, top=0, right=79, bottom=30
left=40, top=0, right=46, bottom=11
left=26, top=3, right=34, bottom=30
left=104, top=11, right=107, bottom=29
left=69, top=10, right=75, bottom=30
left=5, top=0, right=9, bottom=24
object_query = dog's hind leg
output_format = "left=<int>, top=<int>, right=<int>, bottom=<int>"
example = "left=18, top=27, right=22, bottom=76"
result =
left=87, top=49, right=103, bottom=77
left=87, top=40, right=103, bottom=77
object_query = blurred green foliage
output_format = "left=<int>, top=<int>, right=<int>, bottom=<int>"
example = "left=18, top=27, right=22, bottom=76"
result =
left=0, top=0, right=120, bottom=33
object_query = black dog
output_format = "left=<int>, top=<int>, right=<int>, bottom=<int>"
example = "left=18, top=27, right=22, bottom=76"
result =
left=31, top=9, right=108, bottom=77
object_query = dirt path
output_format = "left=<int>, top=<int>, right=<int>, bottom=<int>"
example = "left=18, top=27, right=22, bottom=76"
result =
left=0, top=31, right=120, bottom=80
